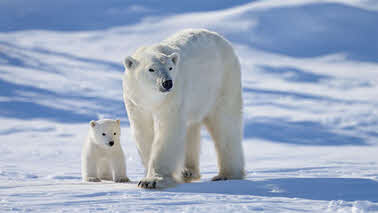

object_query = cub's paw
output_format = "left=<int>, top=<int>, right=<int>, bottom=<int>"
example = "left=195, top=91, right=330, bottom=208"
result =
left=138, top=176, right=175, bottom=189
left=182, top=168, right=200, bottom=183
left=85, top=177, right=101, bottom=182
left=100, top=176, right=113, bottom=181
left=114, top=177, right=130, bottom=183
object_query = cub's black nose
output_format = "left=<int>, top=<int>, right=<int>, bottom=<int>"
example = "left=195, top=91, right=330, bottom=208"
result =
left=109, top=141, right=114, bottom=146
left=162, top=80, right=173, bottom=90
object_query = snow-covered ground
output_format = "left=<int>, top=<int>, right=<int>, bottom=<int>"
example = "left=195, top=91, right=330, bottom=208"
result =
left=1, top=0, right=378, bottom=212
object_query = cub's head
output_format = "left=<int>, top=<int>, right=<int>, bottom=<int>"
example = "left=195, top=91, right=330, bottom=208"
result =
left=122, top=50, right=180, bottom=105
left=88, top=119, right=121, bottom=149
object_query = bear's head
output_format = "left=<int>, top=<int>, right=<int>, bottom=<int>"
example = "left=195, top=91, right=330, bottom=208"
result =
left=122, top=50, right=180, bottom=106
left=88, top=119, right=121, bottom=149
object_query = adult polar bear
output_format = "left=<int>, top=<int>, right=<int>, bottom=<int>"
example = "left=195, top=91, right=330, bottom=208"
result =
left=123, top=29, right=245, bottom=188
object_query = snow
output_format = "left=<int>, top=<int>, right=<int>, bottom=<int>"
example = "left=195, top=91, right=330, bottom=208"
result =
left=1, top=0, right=378, bottom=212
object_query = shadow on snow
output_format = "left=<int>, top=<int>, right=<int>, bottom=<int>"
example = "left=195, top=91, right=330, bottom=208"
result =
left=243, top=117, right=366, bottom=146
left=242, top=87, right=366, bottom=105
left=257, top=65, right=331, bottom=83
left=224, top=3, right=378, bottom=63
left=0, top=42, right=128, bottom=124
left=167, top=178, right=378, bottom=202
left=242, top=84, right=369, bottom=145
left=0, top=41, right=124, bottom=72
left=0, top=78, right=126, bottom=124
left=0, top=0, right=248, bottom=32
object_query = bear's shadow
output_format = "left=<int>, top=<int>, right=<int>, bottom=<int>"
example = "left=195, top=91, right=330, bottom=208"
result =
left=166, top=177, right=378, bottom=202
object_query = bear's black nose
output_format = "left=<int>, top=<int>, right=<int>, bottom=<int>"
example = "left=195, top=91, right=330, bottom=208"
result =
left=162, top=80, right=173, bottom=90
left=109, top=141, right=114, bottom=146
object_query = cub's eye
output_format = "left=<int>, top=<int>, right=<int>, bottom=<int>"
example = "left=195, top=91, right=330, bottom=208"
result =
left=169, top=67, right=173, bottom=71
left=114, top=132, right=116, bottom=135
left=148, top=68, right=155, bottom=72
left=102, top=133, right=106, bottom=136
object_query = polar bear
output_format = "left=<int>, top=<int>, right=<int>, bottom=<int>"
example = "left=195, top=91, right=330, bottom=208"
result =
left=122, top=29, right=244, bottom=188
left=81, top=119, right=130, bottom=183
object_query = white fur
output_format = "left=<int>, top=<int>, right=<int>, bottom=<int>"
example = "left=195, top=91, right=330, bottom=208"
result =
left=123, top=29, right=245, bottom=188
left=81, top=119, right=129, bottom=183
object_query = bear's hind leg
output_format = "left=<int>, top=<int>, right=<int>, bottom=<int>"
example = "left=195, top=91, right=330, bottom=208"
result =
left=204, top=97, right=245, bottom=181
left=182, top=123, right=201, bottom=182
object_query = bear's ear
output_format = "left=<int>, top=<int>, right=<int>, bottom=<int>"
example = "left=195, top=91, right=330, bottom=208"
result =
left=116, top=119, right=120, bottom=125
left=90, top=120, right=96, bottom=128
left=123, top=56, right=137, bottom=70
left=169, top=52, right=180, bottom=66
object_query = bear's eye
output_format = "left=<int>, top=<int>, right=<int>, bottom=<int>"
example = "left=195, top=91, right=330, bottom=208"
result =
left=169, top=67, right=173, bottom=71
left=114, top=132, right=116, bottom=135
left=102, top=133, right=106, bottom=136
left=148, top=68, right=155, bottom=72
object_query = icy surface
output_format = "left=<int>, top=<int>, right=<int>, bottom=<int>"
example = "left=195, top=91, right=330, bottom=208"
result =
left=1, top=0, right=378, bottom=212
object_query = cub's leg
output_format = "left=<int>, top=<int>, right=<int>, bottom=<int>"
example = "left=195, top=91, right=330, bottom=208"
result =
left=98, top=159, right=112, bottom=181
left=82, top=155, right=101, bottom=182
left=111, top=151, right=130, bottom=183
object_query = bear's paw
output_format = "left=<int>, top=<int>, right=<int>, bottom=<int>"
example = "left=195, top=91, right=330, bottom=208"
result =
left=182, top=168, right=200, bottom=183
left=86, top=177, right=101, bottom=182
left=211, top=175, right=229, bottom=181
left=138, top=176, right=175, bottom=189
left=114, top=177, right=130, bottom=183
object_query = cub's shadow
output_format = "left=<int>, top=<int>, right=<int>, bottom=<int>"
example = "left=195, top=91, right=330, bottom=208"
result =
left=167, top=178, right=378, bottom=202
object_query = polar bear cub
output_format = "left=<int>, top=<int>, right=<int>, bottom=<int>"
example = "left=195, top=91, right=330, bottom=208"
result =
left=81, top=119, right=130, bottom=183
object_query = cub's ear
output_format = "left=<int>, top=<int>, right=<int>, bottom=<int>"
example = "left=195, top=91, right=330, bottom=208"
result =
left=123, top=56, right=137, bottom=70
left=116, top=119, right=120, bottom=125
left=90, top=120, right=96, bottom=127
left=169, top=52, right=180, bottom=65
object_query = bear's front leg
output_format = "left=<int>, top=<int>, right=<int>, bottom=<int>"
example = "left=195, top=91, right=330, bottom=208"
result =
left=138, top=112, right=186, bottom=189
left=124, top=99, right=154, bottom=169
